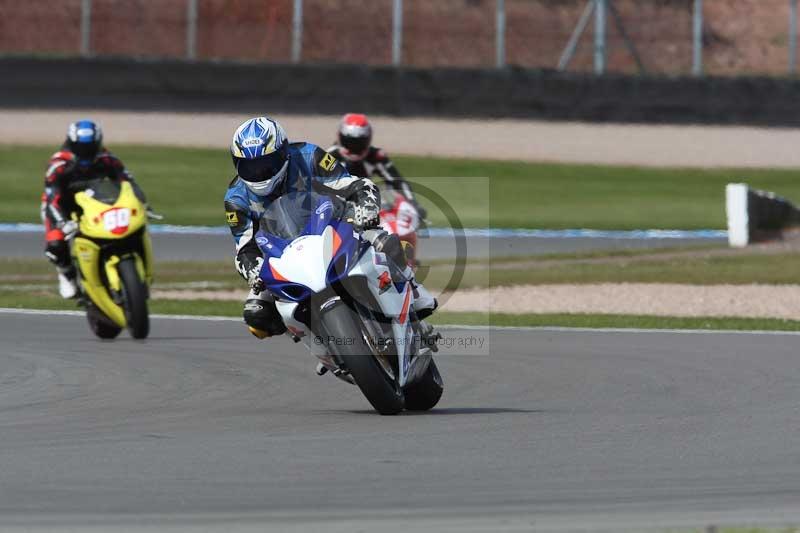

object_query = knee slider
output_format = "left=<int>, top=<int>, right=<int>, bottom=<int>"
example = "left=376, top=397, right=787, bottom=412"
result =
left=243, top=299, right=287, bottom=339
left=373, top=233, right=407, bottom=269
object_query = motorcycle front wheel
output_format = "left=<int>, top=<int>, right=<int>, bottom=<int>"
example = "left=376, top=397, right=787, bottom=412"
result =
left=86, top=301, right=122, bottom=340
left=319, top=302, right=404, bottom=415
left=118, top=257, right=149, bottom=339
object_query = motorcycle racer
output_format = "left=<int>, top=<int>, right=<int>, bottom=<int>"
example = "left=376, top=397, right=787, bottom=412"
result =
left=328, top=113, right=427, bottom=219
left=223, top=116, right=438, bottom=341
left=41, top=120, right=148, bottom=299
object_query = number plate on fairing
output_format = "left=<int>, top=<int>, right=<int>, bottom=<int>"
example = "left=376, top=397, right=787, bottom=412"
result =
left=102, top=207, right=132, bottom=235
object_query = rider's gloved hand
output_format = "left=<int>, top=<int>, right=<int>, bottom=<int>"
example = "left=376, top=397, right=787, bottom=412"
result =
left=60, top=220, right=79, bottom=240
left=247, top=257, right=265, bottom=294
left=346, top=202, right=380, bottom=232
left=146, top=207, right=164, bottom=221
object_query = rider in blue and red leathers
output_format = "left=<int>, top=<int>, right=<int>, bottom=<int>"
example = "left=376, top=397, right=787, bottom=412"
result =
left=223, top=117, right=438, bottom=340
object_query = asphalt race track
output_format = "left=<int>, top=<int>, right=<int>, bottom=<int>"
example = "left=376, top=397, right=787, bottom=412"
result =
left=1, top=310, right=800, bottom=531
left=1, top=231, right=725, bottom=262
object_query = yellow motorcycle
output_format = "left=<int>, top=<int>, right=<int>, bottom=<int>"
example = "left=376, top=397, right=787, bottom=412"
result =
left=69, top=177, right=154, bottom=339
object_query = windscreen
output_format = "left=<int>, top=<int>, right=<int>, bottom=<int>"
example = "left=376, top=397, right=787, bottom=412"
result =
left=74, top=178, right=122, bottom=204
left=259, top=191, right=344, bottom=240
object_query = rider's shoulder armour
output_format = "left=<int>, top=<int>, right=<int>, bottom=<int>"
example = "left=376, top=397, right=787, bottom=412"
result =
left=50, top=150, right=75, bottom=163
left=223, top=177, right=251, bottom=209
left=45, top=151, right=76, bottom=183
left=308, top=144, right=349, bottom=178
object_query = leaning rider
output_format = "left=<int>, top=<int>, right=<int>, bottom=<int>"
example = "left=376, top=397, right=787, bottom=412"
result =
left=41, top=120, right=147, bottom=299
left=223, top=116, right=438, bottom=341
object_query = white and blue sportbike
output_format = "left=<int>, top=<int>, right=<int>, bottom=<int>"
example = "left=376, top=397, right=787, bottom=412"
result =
left=255, top=190, right=443, bottom=415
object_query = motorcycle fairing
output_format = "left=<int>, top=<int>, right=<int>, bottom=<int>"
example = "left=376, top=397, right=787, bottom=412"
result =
left=380, top=192, right=419, bottom=238
left=256, top=192, right=425, bottom=388
left=71, top=179, right=154, bottom=328
left=73, top=237, right=127, bottom=327
left=256, top=195, right=359, bottom=302
left=74, top=181, right=146, bottom=240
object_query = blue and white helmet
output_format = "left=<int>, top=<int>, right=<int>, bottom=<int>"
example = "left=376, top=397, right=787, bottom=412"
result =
left=231, top=117, right=289, bottom=196
left=66, top=120, right=103, bottom=165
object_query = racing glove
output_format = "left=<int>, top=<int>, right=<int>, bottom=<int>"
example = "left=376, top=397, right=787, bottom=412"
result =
left=60, top=220, right=79, bottom=241
left=346, top=202, right=380, bottom=232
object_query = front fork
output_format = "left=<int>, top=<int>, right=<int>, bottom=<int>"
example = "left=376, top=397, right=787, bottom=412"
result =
left=73, top=231, right=153, bottom=327
left=73, top=237, right=127, bottom=327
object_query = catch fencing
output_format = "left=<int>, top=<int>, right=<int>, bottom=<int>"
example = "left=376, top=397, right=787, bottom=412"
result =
left=1, top=0, right=799, bottom=76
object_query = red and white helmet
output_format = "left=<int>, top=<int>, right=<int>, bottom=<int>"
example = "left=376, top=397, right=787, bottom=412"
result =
left=337, top=113, right=372, bottom=162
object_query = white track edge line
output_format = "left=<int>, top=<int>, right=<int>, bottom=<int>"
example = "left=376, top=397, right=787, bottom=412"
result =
left=0, top=308, right=241, bottom=322
left=2, top=308, right=800, bottom=336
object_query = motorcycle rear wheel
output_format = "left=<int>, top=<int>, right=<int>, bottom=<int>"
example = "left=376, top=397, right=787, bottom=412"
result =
left=319, top=303, right=404, bottom=415
left=118, top=258, right=149, bottom=339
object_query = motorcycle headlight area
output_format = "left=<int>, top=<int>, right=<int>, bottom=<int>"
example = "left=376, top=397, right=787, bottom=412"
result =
left=275, top=283, right=313, bottom=302
left=273, top=254, right=351, bottom=303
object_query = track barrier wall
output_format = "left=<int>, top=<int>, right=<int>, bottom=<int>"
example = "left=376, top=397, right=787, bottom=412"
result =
left=4, top=57, right=800, bottom=126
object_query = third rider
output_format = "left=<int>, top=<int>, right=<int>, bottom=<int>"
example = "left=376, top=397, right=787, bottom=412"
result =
left=328, top=113, right=427, bottom=218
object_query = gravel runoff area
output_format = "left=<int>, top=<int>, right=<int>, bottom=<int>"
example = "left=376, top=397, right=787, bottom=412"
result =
left=444, top=283, right=800, bottom=320
left=152, top=283, right=800, bottom=320
left=5, top=109, right=800, bottom=168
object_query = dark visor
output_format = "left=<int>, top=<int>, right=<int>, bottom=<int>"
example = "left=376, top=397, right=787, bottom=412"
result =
left=71, top=141, right=99, bottom=162
left=236, top=147, right=287, bottom=182
left=341, top=135, right=369, bottom=155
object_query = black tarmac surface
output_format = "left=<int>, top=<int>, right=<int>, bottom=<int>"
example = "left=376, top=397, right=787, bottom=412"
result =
left=0, top=311, right=799, bottom=530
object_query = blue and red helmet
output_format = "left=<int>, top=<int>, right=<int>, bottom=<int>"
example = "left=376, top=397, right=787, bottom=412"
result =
left=230, top=117, right=289, bottom=196
left=66, top=120, right=103, bottom=166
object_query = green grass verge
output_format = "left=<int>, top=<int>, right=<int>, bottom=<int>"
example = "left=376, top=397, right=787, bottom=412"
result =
left=431, top=312, right=800, bottom=331
left=2, top=292, right=799, bottom=333
left=0, top=258, right=244, bottom=288
left=5, top=144, right=800, bottom=229
left=424, top=250, right=800, bottom=288
left=0, top=291, right=245, bottom=317
left=484, top=252, right=800, bottom=286
left=5, top=247, right=800, bottom=293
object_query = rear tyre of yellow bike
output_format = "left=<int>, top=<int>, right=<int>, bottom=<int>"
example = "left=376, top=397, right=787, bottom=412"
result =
left=118, top=257, right=149, bottom=339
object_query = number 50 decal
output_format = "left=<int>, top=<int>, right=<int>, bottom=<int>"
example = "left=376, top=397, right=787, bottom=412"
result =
left=102, top=207, right=131, bottom=235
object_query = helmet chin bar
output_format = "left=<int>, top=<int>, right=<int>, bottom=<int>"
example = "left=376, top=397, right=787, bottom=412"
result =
left=342, top=147, right=368, bottom=162
left=243, top=159, right=289, bottom=196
